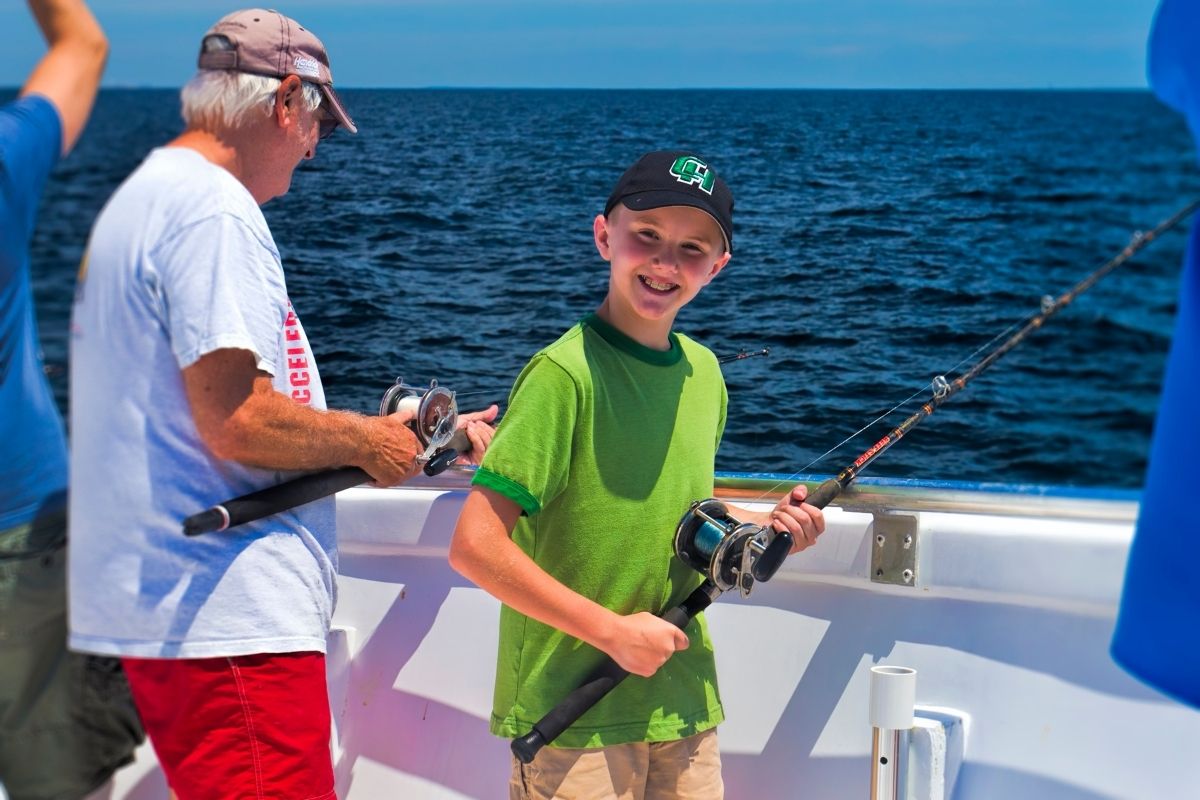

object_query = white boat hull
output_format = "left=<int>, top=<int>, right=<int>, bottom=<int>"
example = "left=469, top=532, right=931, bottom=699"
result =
left=110, top=472, right=1200, bottom=799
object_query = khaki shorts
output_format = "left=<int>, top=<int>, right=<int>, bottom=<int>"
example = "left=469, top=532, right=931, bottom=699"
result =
left=510, top=728, right=723, bottom=800
left=0, top=508, right=144, bottom=800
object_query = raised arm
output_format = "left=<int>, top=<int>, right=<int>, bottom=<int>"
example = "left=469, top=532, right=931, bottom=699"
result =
left=449, top=486, right=689, bottom=678
left=182, top=348, right=422, bottom=486
left=20, top=0, right=108, bottom=156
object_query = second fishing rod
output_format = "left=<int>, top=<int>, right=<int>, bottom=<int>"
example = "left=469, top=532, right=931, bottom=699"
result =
left=509, top=198, right=1200, bottom=764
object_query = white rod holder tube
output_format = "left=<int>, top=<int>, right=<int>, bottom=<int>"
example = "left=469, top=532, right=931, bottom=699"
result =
left=869, top=665, right=917, bottom=800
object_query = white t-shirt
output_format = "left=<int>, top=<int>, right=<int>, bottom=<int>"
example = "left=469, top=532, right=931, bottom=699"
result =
left=69, top=147, right=335, bottom=658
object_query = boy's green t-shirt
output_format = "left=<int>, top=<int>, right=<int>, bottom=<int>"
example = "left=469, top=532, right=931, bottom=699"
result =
left=472, top=313, right=728, bottom=747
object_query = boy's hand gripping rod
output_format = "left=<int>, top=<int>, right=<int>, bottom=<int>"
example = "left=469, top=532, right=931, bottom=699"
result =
left=511, top=198, right=1200, bottom=764
left=183, top=379, right=464, bottom=536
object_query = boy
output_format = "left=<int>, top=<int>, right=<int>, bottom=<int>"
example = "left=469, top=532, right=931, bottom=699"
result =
left=449, top=150, right=825, bottom=799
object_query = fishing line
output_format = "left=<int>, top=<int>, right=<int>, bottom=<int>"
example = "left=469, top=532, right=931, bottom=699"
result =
left=743, top=201, right=1200, bottom=504
left=787, top=309, right=1039, bottom=478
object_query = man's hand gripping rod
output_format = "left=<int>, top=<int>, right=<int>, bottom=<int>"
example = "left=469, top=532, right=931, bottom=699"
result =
left=183, top=378, right=464, bottom=536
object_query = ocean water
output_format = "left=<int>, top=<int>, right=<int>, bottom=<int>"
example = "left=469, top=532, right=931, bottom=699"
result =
left=22, top=89, right=1200, bottom=488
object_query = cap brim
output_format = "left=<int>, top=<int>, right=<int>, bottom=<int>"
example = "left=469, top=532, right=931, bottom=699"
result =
left=318, top=84, right=357, bottom=135
left=619, top=190, right=731, bottom=252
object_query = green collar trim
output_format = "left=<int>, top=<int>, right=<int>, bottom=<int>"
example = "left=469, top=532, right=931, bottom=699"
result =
left=582, top=313, right=682, bottom=366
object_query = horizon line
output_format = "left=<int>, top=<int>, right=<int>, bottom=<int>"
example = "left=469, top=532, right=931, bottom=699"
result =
left=1, top=84, right=1154, bottom=93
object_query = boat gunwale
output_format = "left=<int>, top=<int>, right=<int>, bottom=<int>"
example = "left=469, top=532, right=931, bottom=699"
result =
left=388, top=468, right=1140, bottom=522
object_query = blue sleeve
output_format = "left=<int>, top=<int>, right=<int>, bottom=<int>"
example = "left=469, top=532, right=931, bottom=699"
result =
left=0, top=95, right=63, bottom=283
left=1148, top=0, right=1200, bottom=163
left=1110, top=0, right=1200, bottom=709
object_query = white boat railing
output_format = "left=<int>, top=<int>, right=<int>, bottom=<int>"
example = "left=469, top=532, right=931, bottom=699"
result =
left=111, top=470, right=1200, bottom=800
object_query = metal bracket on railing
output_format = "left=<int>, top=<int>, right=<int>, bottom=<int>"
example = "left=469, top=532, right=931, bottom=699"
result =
left=870, top=513, right=919, bottom=587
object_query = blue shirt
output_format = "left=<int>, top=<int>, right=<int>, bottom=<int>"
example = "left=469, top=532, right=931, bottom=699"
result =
left=0, top=95, right=66, bottom=529
left=1110, top=0, right=1200, bottom=709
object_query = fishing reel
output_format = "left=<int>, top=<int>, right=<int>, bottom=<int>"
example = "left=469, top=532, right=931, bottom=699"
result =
left=379, top=378, right=464, bottom=476
left=674, top=499, right=793, bottom=597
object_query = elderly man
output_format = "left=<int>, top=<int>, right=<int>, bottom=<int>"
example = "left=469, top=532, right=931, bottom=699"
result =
left=0, top=2, right=145, bottom=799
left=67, top=9, right=494, bottom=797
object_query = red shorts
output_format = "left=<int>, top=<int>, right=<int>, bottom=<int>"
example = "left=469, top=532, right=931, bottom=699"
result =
left=122, top=651, right=335, bottom=800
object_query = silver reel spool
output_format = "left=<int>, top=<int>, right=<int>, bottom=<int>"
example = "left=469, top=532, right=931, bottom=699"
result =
left=379, top=378, right=460, bottom=470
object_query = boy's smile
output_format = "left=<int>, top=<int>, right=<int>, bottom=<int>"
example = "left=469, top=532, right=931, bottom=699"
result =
left=639, top=275, right=678, bottom=293
left=594, top=204, right=731, bottom=349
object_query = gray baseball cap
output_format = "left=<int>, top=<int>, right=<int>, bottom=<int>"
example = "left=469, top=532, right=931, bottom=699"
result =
left=197, top=8, right=357, bottom=134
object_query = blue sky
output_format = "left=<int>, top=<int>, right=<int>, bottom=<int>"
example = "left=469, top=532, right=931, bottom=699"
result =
left=1, top=1, right=1162, bottom=89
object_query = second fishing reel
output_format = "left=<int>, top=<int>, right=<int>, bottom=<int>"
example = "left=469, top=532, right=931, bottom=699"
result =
left=379, top=378, right=465, bottom=476
left=674, top=499, right=793, bottom=597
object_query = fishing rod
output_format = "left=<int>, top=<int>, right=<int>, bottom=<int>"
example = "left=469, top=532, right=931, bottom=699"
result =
left=717, top=347, right=769, bottom=365
left=510, top=197, right=1200, bottom=764
left=183, top=378, right=465, bottom=536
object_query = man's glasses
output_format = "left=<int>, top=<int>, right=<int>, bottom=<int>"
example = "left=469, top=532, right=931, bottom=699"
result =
left=318, top=111, right=338, bottom=140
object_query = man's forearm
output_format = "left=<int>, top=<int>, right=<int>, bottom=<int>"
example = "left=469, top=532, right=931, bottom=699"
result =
left=184, top=349, right=422, bottom=485
left=209, top=383, right=374, bottom=471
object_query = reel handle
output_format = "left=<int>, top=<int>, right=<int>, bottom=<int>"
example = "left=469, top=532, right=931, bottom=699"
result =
left=422, top=448, right=459, bottom=476
left=751, top=532, right=791, bottom=582
left=750, top=477, right=842, bottom=582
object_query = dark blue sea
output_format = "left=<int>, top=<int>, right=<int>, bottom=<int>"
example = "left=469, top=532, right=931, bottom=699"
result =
left=22, top=89, right=1200, bottom=488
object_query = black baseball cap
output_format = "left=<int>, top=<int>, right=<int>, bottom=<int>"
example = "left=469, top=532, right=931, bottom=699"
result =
left=604, top=150, right=734, bottom=252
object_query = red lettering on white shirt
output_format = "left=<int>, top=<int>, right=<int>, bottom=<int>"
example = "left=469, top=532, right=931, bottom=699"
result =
left=283, top=301, right=313, bottom=405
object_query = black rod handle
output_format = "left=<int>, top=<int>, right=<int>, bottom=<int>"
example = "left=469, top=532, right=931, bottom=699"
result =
left=510, top=657, right=630, bottom=764
left=511, top=589, right=710, bottom=763
left=806, top=477, right=843, bottom=510
left=182, top=466, right=368, bottom=536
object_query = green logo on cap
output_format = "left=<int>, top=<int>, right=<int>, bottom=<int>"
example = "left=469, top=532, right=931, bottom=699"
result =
left=670, top=156, right=716, bottom=195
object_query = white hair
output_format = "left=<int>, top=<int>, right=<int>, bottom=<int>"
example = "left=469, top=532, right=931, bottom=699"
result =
left=180, top=69, right=322, bottom=132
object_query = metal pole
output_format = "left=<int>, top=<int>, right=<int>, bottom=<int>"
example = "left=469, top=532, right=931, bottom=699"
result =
left=869, top=666, right=917, bottom=800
